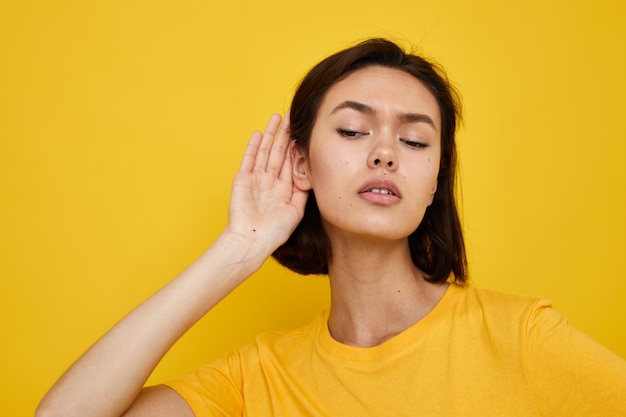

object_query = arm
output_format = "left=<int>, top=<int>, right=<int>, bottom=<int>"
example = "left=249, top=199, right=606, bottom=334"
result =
left=36, top=113, right=308, bottom=417
left=525, top=302, right=626, bottom=416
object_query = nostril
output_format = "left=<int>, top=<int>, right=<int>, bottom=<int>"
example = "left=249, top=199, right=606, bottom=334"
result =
left=371, top=157, right=395, bottom=168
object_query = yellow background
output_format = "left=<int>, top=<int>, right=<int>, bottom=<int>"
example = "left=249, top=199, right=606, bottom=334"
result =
left=1, top=0, right=624, bottom=414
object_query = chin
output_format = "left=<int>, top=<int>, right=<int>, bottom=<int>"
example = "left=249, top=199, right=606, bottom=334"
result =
left=326, top=223, right=419, bottom=243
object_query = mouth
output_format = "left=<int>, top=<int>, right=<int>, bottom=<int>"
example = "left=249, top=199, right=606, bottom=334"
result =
left=367, top=188, right=396, bottom=196
left=358, top=180, right=402, bottom=200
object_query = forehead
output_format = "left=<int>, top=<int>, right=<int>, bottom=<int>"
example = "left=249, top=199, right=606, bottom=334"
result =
left=318, top=65, right=441, bottom=127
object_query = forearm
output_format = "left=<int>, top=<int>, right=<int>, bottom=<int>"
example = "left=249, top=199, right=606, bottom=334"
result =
left=37, top=111, right=303, bottom=417
left=36, top=232, right=269, bottom=417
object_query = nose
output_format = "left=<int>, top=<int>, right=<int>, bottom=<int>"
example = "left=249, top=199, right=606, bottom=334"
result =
left=367, top=136, right=398, bottom=170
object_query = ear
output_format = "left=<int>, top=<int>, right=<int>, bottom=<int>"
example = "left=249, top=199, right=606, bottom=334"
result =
left=428, top=180, right=438, bottom=206
left=290, top=141, right=312, bottom=191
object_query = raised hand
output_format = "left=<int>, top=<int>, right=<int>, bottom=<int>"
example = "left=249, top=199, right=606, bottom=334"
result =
left=35, top=112, right=310, bottom=417
left=225, top=112, right=309, bottom=253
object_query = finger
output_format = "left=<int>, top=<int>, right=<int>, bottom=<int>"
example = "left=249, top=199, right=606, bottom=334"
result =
left=239, top=131, right=263, bottom=173
left=289, top=186, right=309, bottom=218
left=277, top=142, right=292, bottom=181
left=253, top=114, right=282, bottom=172
left=267, top=110, right=291, bottom=176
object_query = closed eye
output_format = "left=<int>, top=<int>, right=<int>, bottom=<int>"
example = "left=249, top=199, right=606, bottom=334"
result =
left=336, top=128, right=368, bottom=138
left=400, top=139, right=428, bottom=149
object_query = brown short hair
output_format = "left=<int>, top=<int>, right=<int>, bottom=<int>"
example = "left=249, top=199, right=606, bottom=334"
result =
left=272, top=38, right=467, bottom=285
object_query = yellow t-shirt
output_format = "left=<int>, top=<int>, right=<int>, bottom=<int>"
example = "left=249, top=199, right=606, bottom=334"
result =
left=165, top=285, right=626, bottom=416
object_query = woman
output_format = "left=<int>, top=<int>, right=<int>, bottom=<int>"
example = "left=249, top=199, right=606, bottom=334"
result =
left=37, top=39, right=626, bottom=417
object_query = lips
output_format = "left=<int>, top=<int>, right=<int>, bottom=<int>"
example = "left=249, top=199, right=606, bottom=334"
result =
left=358, top=179, right=402, bottom=199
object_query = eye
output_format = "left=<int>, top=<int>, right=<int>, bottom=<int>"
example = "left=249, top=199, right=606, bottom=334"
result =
left=336, top=128, right=367, bottom=138
left=400, top=139, right=428, bottom=149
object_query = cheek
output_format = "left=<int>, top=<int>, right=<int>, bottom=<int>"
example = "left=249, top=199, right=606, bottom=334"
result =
left=308, top=155, right=356, bottom=217
left=308, top=147, right=353, bottom=189
left=404, top=161, right=440, bottom=203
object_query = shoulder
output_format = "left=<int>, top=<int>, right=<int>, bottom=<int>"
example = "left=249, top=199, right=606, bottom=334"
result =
left=442, top=285, right=558, bottom=356
left=454, top=285, right=550, bottom=323
left=164, top=312, right=327, bottom=408
left=460, top=285, right=547, bottom=307
left=235, top=311, right=327, bottom=363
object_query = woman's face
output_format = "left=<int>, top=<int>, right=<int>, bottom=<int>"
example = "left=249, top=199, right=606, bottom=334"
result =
left=293, top=65, right=441, bottom=242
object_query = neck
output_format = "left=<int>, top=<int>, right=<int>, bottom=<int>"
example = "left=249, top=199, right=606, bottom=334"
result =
left=326, top=237, right=448, bottom=348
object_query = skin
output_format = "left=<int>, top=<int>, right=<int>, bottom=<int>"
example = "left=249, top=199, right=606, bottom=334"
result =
left=295, top=66, right=441, bottom=241
left=36, top=115, right=305, bottom=417
left=36, top=67, right=448, bottom=417
left=292, top=66, right=447, bottom=347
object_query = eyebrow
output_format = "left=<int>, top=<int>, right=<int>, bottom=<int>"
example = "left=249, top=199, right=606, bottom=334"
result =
left=330, top=100, right=437, bottom=130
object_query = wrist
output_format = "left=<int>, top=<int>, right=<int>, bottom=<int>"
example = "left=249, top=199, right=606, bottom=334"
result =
left=210, top=229, right=275, bottom=277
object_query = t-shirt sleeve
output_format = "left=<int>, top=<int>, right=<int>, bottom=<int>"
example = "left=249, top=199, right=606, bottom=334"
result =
left=163, top=350, right=245, bottom=417
left=524, top=301, right=626, bottom=416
